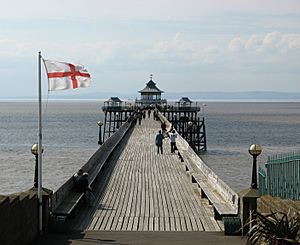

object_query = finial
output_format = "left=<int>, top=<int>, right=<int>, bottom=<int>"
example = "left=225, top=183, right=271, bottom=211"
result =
left=150, top=74, right=153, bottom=80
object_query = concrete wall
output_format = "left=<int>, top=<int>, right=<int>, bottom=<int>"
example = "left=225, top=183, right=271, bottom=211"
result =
left=0, top=189, right=39, bottom=245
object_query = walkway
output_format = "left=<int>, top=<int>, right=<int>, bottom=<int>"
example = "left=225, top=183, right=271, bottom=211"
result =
left=33, top=230, right=245, bottom=245
left=85, top=116, right=223, bottom=232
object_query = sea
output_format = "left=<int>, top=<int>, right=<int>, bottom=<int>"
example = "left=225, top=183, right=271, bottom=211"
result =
left=0, top=100, right=299, bottom=195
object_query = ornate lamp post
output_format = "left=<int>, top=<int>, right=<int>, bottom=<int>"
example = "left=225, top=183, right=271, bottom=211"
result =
left=174, top=113, right=178, bottom=130
left=31, top=143, right=43, bottom=187
left=187, top=121, right=193, bottom=147
left=248, top=144, right=262, bottom=189
left=116, top=112, right=120, bottom=129
left=97, top=121, right=103, bottom=145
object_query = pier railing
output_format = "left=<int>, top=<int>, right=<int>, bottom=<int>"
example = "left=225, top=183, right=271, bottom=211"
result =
left=157, top=112, right=239, bottom=215
left=102, top=105, right=136, bottom=112
left=177, top=135, right=239, bottom=211
left=258, top=167, right=267, bottom=196
left=51, top=114, right=136, bottom=212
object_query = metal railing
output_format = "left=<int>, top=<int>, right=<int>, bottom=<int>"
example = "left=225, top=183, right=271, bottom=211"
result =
left=258, top=167, right=267, bottom=196
left=260, top=151, right=300, bottom=200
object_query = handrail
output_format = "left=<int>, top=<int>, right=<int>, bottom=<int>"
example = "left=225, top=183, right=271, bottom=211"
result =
left=51, top=114, right=136, bottom=211
left=157, top=111, right=238, bottom=212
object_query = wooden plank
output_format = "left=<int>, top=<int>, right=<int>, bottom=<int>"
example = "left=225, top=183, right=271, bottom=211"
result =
left=115, top=216, right=124, bottom=231
left=154, top=217, right=159, bottom=231
left=148, top=217, right=154, bottom=231
left=185, top=217, right=193, bottom=231
left=122, top=216, right=129, bottom=231
left=99, top=212, right=110, bottom=230
left=175, top=217, right=181, bottom=231
left=190, top=216, right=201, bottom=231
left=94, top=143, right=127, bottom=230
left=132, top=217, right=139, bottom=231
left=126, top=217, right=134, bottom=231
left=143, top=216, right=149, bottom=231
left=170, top=217, right=176, bottom=231
left=87, top=217, right=98, bottom=230
left=85, top=116, right=226, bottom=232
left=110, top=148, right=133, bottom=230
left=138, top=216, right=144, bottom=231
left=93, top=213, right=105, bottom=230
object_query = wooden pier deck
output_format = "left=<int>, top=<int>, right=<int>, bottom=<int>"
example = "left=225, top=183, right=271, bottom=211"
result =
left=81, top=116, right=223, bottom=232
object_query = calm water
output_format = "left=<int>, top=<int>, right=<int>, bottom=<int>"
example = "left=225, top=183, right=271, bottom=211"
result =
left=0, top=101, right=299, bottom=194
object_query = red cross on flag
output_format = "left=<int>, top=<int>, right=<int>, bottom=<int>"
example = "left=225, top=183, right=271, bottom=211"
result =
left=43, top=60, right=91, bottom=91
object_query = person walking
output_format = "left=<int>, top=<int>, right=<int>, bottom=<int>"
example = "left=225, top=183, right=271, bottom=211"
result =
left=155, top=130, right=164, bottom=154
left=169, top=129, right=177, bottom=153
left=148, top=109, right=151, bottom=118
left=138, top=110, right=142, bottom=125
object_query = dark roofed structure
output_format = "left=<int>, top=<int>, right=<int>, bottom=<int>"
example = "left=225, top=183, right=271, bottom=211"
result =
left=104, top=97, right=123, bottom=107
left=177, top=97, right=193, bottom=107
left=138, top=80, right=164, bottom=94
left=108, top=97, right=122, bottom=103
left=136, top=75, right=166, bottom=106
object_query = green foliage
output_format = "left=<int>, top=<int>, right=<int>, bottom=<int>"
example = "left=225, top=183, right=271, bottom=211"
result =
left=247, top=211, right=300, bottom=245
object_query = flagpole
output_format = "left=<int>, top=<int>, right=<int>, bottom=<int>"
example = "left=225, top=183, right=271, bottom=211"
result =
left=38, top=51, right=43, bottom=234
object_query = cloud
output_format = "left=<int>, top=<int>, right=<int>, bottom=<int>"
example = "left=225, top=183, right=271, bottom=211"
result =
left=228, top=37, right=246, bottom=52
left=1, top=31, right=299, bottom=69
left=138, top=32, right=221, bottom=68
left=228, top=31, right=300, bottom=54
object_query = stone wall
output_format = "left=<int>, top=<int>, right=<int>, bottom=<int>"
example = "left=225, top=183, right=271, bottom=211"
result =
left=258, top=194, right=300, bottom=217
left=0, top=188, right=39, bottom=245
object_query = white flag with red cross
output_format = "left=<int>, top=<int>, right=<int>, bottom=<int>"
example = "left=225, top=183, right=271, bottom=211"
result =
left=43, top=60, right=91, bottom=91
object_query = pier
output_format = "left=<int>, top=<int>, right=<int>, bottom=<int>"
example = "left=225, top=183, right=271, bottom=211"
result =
left=33, top=111, right=244, bottom=245
left=0, top=78, right=248, bottom=245
left=86, top=116, right=222, bottom=232
left=52, top=112, right=237, bottom=231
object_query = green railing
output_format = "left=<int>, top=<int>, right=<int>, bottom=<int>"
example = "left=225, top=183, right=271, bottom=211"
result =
left=263, top=151, right=300, bottom=200
left=258, top=167, right=267, bottom=196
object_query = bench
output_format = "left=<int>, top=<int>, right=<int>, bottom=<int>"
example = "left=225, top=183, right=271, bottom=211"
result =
left=181, top=153, right=238, bottom=221
left=51, top=192, right=84, bottom=217
left=192, top=175, right=237, bottom=220
left=51, top=167, right=100, bottom=219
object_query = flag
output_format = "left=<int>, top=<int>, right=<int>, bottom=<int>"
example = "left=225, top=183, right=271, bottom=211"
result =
left=43, top=60, right=91, bottom=91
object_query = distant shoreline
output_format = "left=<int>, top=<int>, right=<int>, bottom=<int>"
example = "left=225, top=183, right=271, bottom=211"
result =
left=1, top=98, right=300, bottom=103
left=1, top=91, right=300, bottom=103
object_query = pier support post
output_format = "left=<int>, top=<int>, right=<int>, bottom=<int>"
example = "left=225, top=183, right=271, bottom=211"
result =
left=238, top=188, right=259, bottom=234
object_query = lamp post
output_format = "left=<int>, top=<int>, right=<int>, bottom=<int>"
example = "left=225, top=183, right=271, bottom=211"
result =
left=174, top=114, right=178, bottom=130
left=188, top=121, right=193, bottom=147
left=31, top=143, right=43, bottom=188
left=116, top=112, right=120, bottom=129
left=248, top=144, right=262, bottom=189
left=97, top=121, right=103, bottom=145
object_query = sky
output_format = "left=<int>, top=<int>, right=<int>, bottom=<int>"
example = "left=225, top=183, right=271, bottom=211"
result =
left=0, top=0, right=300, bottom=97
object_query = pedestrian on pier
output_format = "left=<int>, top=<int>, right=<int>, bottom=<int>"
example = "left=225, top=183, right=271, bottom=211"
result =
left=168, top=130, right=177, bottom=153
left=138, top=110, right=142, bottom=125
left=155, top=130, right=164, bottom=154
left=148, top=109, right=151, bottom=118
left=74, top=171, right=95, bottom=206
left=161, top=122, right=167, bottom=137
left=73, top=169, right=84, bottom=189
